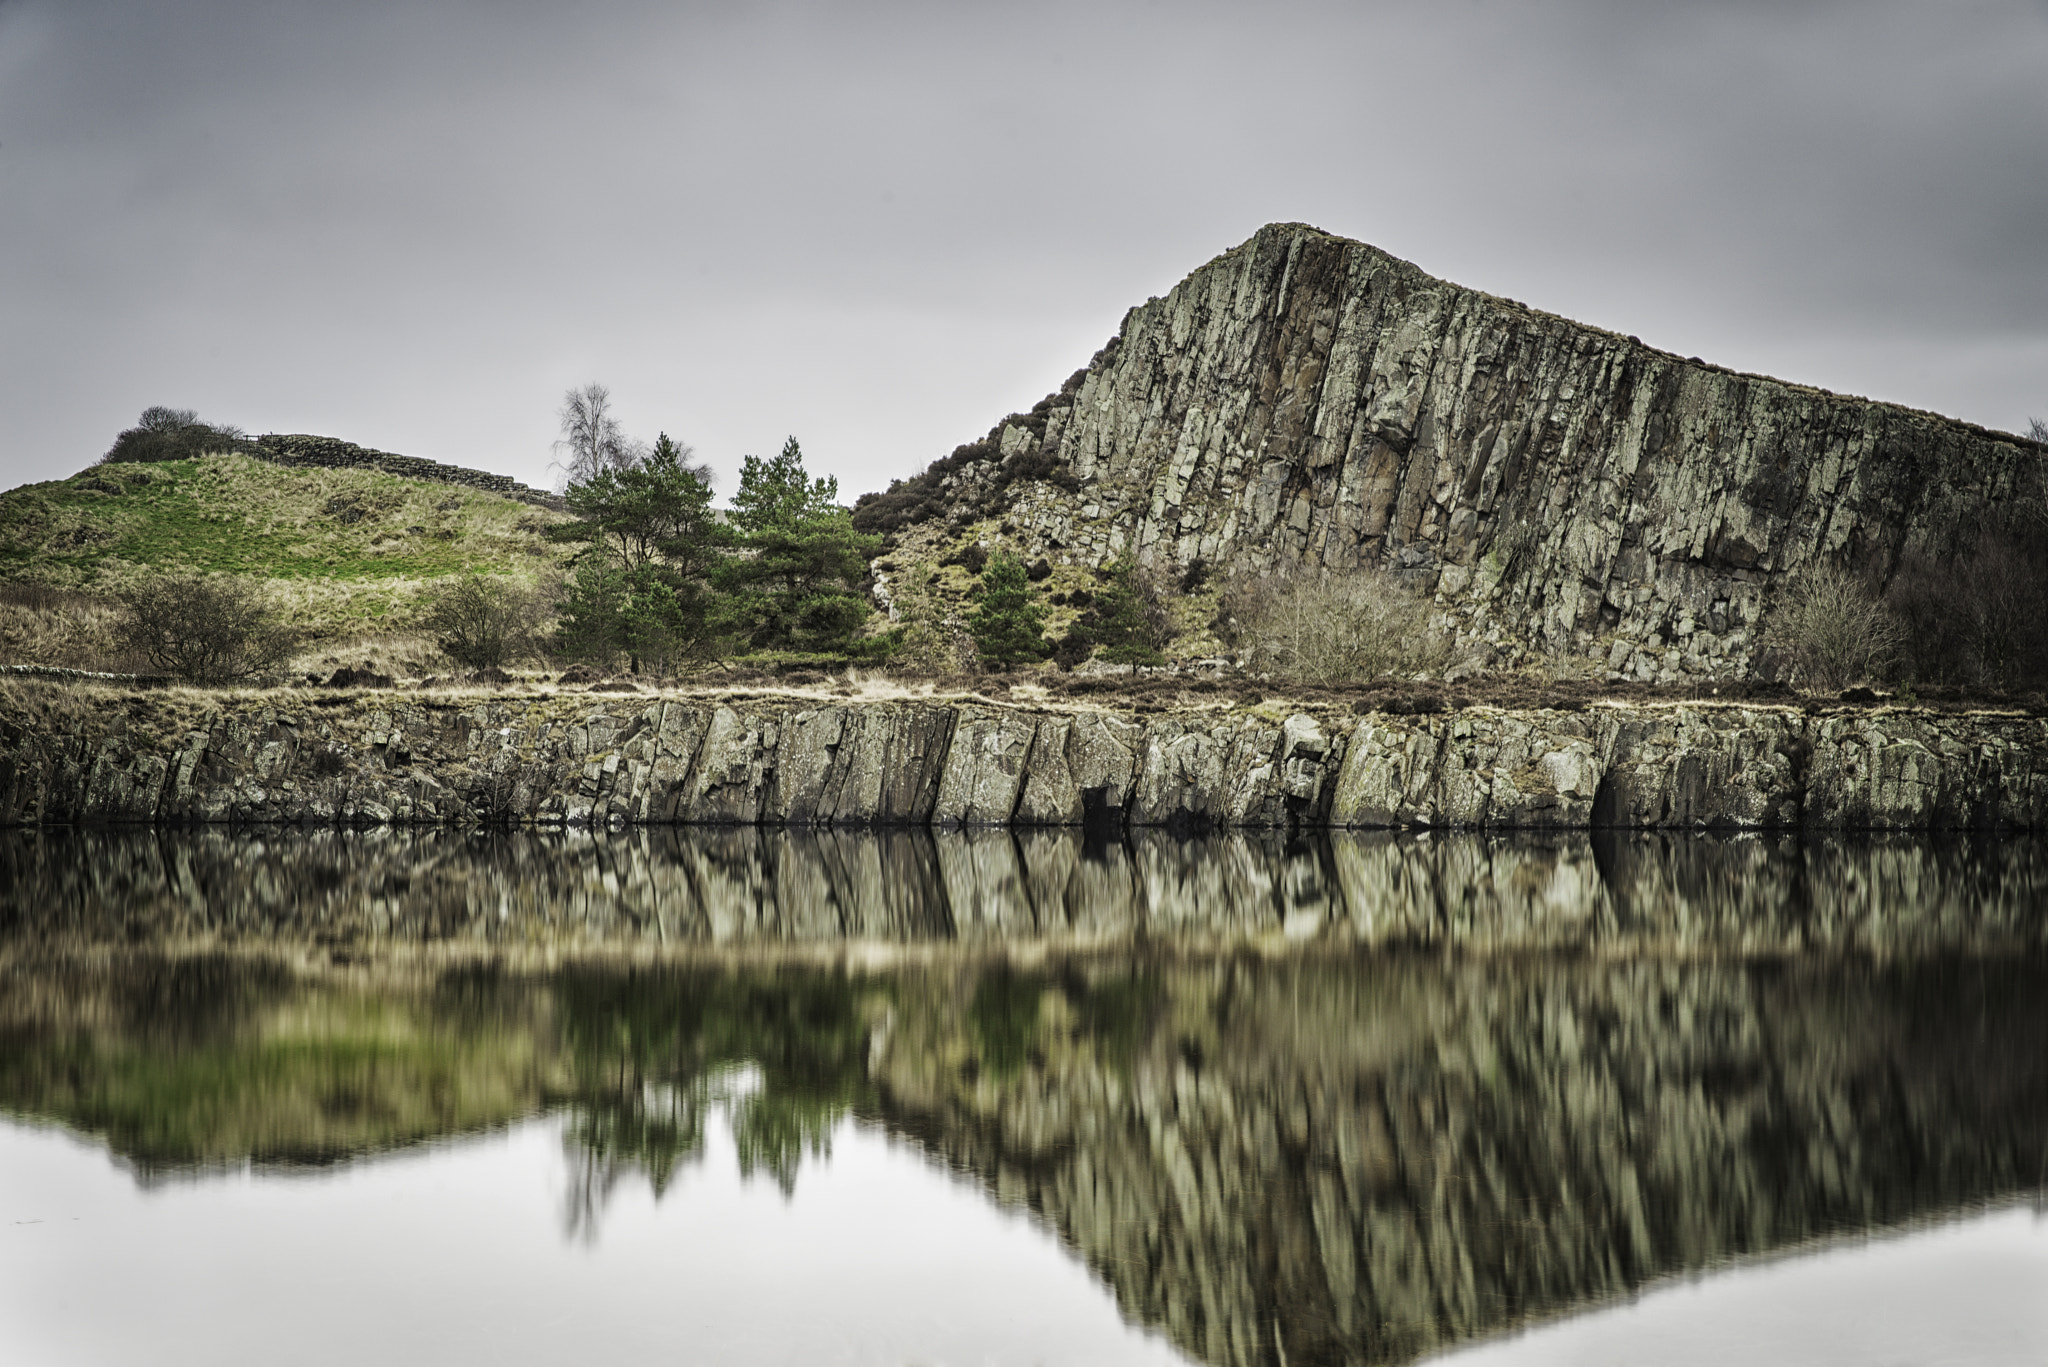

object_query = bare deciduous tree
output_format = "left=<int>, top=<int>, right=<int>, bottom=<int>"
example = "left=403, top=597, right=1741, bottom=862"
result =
left=553, top=383, right=645, bottom=486
left=118, top=575, right=296, bottom=683
left=1762, top=562, right=1902, bottom=691
left=422, top=574, right=544, bottom=671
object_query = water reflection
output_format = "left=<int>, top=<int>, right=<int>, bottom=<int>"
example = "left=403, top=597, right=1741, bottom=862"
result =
left=3, top=826, right=2046, bottom=952
left=4, top=934, right=2046, bottom=1364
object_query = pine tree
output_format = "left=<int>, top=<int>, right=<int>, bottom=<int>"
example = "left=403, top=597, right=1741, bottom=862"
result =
left=967, top=551, right=1052, bottom=670
left=1076, top=552, right=1167, bottom=666
left=717, top=437, right=881, bottom=653
left=551, top=430, right=732, bottom=671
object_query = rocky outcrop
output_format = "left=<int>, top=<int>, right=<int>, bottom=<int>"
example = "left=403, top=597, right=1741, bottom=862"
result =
left=252, top=433, right=564, bottom=509
left=929, top=224, right=2047, bottom=681
left=1, top=692, right=2042, bottom=831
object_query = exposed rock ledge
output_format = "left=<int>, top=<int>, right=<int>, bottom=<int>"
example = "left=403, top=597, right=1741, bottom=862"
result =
left=1, top=693, right=2041, bottom=831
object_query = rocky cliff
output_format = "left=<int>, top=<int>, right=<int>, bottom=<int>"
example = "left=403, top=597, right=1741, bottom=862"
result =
left=898, top=224, right=2047, bottom=682
left=2, top=688, right=2042, bottom=830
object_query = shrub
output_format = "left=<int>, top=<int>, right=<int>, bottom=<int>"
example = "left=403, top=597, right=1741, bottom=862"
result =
left=99, top=406, right=259, bottom=464
left=1886, top=515, right=2048, bottom=690
left=422, top=574, right=542, bottom=671
left=1762, top=562, right=1902, bottom=691
left=967, top=552, right=1052, bottom=670
left=117, top=574, right=296, bottom=682
left=1060, top=552, right=1175, bottom=667
left=1219, top=566, right=1449, bottom=685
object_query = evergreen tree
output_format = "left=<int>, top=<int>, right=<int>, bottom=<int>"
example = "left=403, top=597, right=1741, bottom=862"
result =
left=551, top=431, right=732, bottom=671
left=967, top=551, right=1052, bottom=670
left=1072, top=551, right=1167, bottom=666
left=718, top=437, right=882, bottom=654
left=730, top=436, right=840, bottom=534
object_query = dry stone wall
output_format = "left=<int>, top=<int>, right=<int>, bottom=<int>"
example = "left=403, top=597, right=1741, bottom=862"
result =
left=964, top=224, right=2047, bottom=682
left=1, top=693, right=2041, bottom=831
left=252, top=434, right=564, bottom=509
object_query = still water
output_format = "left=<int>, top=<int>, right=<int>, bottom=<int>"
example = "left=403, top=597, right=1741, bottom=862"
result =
left=2, top=828, right=2046, bottom=1366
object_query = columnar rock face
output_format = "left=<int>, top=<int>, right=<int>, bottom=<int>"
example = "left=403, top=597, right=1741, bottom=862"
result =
left=970, top=224, right=2046, bottom=680
left=1, top=694, right=2042, bottom=830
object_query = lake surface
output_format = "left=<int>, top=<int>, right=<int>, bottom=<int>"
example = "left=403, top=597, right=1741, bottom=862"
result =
left=3, top=828, right=2046, bottom=1366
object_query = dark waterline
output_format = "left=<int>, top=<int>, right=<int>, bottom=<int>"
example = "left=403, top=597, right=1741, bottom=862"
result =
left=2, top=829, right=2045, bottom=1366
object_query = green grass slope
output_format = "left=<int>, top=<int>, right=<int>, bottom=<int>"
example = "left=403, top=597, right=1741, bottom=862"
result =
left=0, top=453, right=571, bottom=666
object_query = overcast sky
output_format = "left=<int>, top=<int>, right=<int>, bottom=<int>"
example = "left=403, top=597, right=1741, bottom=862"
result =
left=3, top=0, right=2045, bottom=501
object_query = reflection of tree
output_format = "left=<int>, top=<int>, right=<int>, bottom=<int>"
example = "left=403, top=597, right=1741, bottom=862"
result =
left=562, top=1082, right=709, bottom=1241
left=552, top=967, right=882, bottom=1234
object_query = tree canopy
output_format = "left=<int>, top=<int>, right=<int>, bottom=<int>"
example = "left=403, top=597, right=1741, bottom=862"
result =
left=967, top=551, right=1051, bottom=670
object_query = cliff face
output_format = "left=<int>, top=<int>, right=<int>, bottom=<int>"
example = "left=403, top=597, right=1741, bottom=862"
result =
left=952, top=224, right=2045, bottom=680
left=2, top=690, right=2042, bottom=831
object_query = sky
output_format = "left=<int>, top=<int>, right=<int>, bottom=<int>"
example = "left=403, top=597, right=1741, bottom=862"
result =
left=3, top=0, right=2045, bottom=502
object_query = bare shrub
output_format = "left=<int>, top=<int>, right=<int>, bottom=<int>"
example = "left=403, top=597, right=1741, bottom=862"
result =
left=1219, top=567, right=1450, bottom=685
left=1762, top=563, right=1902, bottom=691
left=422, top=574, right=544, bottom=671
left=118, top=575, right=296, bottom=683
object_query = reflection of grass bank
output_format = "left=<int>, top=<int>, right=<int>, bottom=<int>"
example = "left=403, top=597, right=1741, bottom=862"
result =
left=0, top=955, right=901, bottom=1194
left=0, top=958, right=567, bottom=1168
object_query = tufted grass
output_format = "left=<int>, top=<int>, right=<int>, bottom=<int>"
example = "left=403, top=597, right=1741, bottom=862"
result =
left=0, top=454, right=573, bottom=651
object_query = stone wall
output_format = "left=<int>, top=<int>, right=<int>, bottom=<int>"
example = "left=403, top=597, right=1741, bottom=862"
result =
left=252, top=433, right=565, bottom=509
left=1, top=692, right=2040, bottom=831
left=955, top=224, right=2048, bottom=682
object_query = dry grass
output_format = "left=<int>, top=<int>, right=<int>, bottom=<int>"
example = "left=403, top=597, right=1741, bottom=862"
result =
left=0, top=583, right=144, bottom=672
left=1221, top=567, right=1453, bottom=685
left=0, top=453, right=571, bottom=642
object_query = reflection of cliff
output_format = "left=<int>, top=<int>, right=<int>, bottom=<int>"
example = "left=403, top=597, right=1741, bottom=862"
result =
left=4, top=948, right=2046, bottom=1366
left=6, top=827, right=2045, bottom=955
left=868, top=956, right=2048, bottom=1367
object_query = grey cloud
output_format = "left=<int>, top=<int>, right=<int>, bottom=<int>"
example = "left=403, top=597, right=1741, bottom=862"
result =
left=3, top=0, right=2044, bottom=500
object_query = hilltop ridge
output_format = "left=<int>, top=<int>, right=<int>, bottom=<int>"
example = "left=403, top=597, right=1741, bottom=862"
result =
left=864, top=223, right=2047, bottom=683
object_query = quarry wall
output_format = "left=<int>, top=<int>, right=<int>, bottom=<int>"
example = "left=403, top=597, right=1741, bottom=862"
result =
left=2, top=692, right=2041, bottom=831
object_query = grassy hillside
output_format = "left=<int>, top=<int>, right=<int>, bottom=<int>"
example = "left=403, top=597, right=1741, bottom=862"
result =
left=0, top=453, right=571, bottom=669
